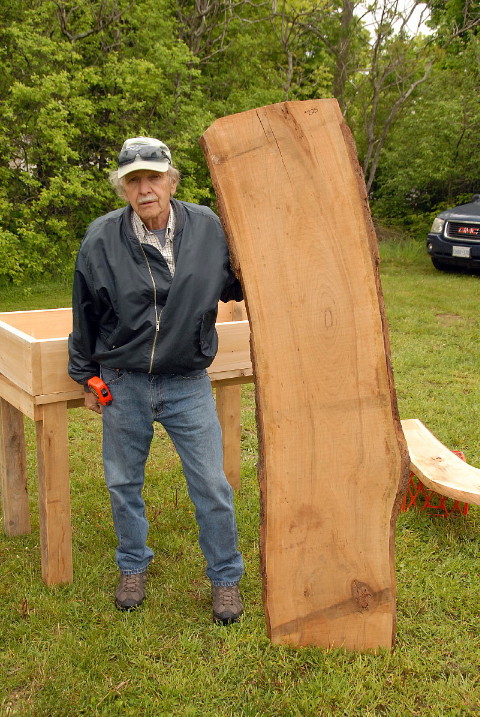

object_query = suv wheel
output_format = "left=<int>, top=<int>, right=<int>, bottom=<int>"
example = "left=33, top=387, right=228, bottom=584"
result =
left=431, top=257, right=452, bottom=271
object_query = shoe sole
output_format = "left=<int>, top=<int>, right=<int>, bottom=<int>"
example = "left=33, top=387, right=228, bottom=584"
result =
left=213, top=611, right=243, bottom=625
left=115, top=598, right=145, bottom=611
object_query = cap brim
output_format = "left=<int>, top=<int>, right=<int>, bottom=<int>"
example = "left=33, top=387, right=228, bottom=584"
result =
left=118, top=159, right=170, bottom=179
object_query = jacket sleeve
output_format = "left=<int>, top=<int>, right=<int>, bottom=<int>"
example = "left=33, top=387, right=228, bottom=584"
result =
left=208, top=208, right=243, bottom=304
left=220, top=267, right=243, bottom=303
left=67, top=250, right=101, bottom=384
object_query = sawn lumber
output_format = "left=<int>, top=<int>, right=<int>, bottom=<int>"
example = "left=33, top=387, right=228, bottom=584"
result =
left=201, top=99, right=409, bottom=650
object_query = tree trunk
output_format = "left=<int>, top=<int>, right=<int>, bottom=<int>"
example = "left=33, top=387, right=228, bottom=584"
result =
left=201, top=99, right=409, bottom=650
left=332, top=0, right=355, bottom=112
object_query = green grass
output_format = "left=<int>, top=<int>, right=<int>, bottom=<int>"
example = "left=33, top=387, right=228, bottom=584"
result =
left=0, top=278, right=73, bottom=312
left=1, top=245, right=480, bottom=716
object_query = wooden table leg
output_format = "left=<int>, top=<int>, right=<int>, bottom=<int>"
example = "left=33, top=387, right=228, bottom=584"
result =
left=216, top=384, right=242, bottom=491
left=35, top=401, right=73, bottom=584
left=0, top=397, right=31, bottom=535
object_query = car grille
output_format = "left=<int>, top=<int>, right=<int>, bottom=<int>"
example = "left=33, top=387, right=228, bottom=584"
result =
left=445, top=220, right=480, bottom=243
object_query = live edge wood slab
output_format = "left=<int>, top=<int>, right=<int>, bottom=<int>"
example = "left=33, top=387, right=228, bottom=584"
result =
left=201, top=99, right=410, bottom=650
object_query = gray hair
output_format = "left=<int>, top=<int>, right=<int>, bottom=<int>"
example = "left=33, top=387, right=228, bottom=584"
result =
left=109, top=165, right=181, bottom=199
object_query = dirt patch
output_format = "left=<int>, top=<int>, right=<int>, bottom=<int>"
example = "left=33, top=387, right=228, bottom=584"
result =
left=436, top=312, right=463, bottom=325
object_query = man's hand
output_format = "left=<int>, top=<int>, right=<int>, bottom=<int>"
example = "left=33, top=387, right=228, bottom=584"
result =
left=85, top=390, right=103, bottom=414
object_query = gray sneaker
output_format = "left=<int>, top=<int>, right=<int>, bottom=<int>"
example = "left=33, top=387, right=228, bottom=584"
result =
left=115, top=571, right=147, bottom=610
left=212, top=584, right=243, bottom=624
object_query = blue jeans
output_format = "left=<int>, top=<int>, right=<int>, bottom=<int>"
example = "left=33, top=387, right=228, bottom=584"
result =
left=100, top=366, right=244, bottom=586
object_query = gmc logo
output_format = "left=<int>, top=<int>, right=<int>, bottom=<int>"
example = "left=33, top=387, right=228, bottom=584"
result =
left=459, top=226, right=479, bottom=235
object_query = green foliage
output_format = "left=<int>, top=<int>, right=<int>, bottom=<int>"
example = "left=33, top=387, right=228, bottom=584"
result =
left=428, top=0, right=480, bottom=46
left=0, top=0, right=479, bottom=281
left=372, top=38, right=480, bottom=228
left=0, top=0, right=217, bottom=282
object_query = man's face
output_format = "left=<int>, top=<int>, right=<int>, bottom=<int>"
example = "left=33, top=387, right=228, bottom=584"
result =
left=123, top=169, right=177, bottom=230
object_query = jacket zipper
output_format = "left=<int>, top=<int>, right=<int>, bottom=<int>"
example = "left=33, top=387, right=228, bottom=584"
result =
left=138, top=242, right=161, bottom=373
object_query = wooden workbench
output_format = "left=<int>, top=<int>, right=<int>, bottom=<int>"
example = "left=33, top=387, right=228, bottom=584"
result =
left=0, top=303, right=251, bottom=585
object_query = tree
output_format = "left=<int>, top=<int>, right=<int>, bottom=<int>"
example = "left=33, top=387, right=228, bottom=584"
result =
left=0, top=0, right=479, bottom=282
left=0, top=0, right=213, bottom=281
left=372, top=32, right=480, bottom=229
left=176, top=0, right=266, bottom=62
left=428, top=0, right=480, bottom=41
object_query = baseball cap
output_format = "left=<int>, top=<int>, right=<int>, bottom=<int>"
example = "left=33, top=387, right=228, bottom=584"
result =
left=117, top=136, right=172, bottom=179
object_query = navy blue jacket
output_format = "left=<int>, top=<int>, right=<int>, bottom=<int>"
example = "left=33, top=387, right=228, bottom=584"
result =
left=68, top=199, right=242, bottom=384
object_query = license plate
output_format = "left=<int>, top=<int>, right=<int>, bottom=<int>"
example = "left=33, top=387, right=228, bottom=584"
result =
left=452, top=245, right=471, bottom=258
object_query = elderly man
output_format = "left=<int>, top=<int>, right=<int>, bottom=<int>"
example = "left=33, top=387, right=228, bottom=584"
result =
left=68, top=137, right=244, bottom=624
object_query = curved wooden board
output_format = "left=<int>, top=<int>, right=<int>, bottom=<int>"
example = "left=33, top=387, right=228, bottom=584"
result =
left=401, top=418, right=480, bottom=506
left=201, top=100, right=409, bottom=650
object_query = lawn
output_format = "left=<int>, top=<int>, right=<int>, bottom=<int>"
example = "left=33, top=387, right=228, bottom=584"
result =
left=0, top=243, right=479, bottom=716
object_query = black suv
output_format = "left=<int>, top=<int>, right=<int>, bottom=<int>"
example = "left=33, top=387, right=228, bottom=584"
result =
left=426, top=195, right=480, bottom=271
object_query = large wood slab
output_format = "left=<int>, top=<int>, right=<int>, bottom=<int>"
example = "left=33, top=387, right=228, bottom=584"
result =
left=201, top=100, right=409, bottom=650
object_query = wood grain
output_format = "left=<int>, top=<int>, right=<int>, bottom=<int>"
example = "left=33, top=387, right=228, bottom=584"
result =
left=35, top=402, right=73, bottom=584
left=201, top=99, right=409, bottom=649
left=402, top=418, right=480, bottom=505
left=0, top=398, right=30, bottom=535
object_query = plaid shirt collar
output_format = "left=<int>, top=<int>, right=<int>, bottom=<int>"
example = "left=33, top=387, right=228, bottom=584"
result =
left=131, top=202, right=176, bottom=243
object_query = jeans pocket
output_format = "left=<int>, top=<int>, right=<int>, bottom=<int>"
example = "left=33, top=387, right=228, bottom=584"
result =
left=100, top=366, right=128, bottom=386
